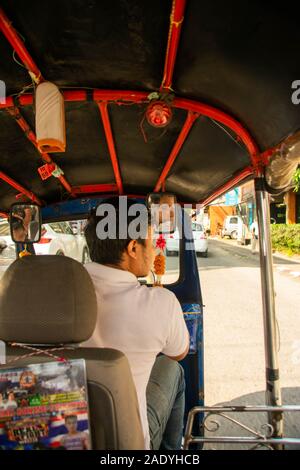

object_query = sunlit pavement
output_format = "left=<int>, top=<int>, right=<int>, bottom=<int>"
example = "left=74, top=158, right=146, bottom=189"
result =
left=197, top=238, right=300, bottom=449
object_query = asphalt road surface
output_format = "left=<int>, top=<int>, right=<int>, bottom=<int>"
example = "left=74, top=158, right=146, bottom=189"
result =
left=163, top=238, right=300, bottom=448
left=195, top=238, right=300, bottom=449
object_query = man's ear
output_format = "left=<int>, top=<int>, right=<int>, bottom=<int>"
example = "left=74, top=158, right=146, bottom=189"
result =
left=126, top=240, right=138, bottom=259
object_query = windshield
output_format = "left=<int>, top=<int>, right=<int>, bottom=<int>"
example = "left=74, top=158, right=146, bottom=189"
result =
left=0, top=219, right=89, bottom=279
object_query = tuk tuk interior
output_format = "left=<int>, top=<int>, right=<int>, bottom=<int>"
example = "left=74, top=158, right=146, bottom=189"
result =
left=0, top=0, right=300, bottom=450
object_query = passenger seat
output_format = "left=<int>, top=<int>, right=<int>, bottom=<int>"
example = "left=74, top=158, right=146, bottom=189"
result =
left=0, top=255, right=144, bottom=450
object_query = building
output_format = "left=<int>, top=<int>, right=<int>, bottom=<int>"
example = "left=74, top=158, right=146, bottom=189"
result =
left=207, top=178, right=299, bottom=237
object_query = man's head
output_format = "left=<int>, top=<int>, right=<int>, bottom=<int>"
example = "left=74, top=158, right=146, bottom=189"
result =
left=85, top=197, right=155, bottom=278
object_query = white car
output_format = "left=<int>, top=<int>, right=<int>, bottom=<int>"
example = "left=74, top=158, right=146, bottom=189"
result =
left=0, top=220, right=17, bottom=277
left=35, top=222, right=90, bottom=263
left=0, top=219, right=90, bottom=264
left=221, top=215, right=242, bottom=239
left=166, top=222, right=208, bottom=257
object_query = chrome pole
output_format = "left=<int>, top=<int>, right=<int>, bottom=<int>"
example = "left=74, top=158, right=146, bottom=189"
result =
left=254, top=178, right=283, bottom=441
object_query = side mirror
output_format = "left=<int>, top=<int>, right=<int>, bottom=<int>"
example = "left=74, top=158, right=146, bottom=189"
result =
left=147, top=193, right=177, bottom=234
left=9, top=203, right=42, bottom=243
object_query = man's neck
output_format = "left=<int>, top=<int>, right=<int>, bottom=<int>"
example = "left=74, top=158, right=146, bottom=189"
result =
left=105, top=263, right=125, bottom=271
left=105, top=263, right=135, bottom=276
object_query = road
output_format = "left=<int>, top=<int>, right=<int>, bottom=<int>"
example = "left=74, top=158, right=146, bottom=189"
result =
left=164, top=238, right=300, bottom=448
left=194, top=238, right=300, bottom=448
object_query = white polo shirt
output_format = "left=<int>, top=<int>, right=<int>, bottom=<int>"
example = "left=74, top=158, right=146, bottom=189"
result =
left=83, top=262, right=189, bottom=449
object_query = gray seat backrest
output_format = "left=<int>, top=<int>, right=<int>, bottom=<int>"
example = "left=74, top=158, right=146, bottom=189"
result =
left=0, top=255, right=144, bottom=450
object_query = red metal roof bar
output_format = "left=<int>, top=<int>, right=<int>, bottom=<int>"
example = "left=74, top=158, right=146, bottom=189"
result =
left=174, top=97, right=259, bottom=163
left=199, top=166, right=254, bottom=207
left=97, top=102, right=124, bottom=194
left=154, top=111, right=198, bottom=192
left=0, top=7, right=43, bottom=83
left=6, top=107, right=75, bottom=196
left=0, top=171, right=42, bottom=205
left=1, top=91, right=149, bottom=109
left=1, top=90, right=260, bottom=166
left=73, top=184, right=118, bottom=194
left=160, top=0, right=187, bottom=91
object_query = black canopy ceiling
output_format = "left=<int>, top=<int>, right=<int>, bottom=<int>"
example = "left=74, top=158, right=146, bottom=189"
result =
left=0, top=0, right=299, bottom=211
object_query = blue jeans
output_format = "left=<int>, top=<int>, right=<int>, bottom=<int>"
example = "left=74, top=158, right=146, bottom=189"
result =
left=146, top=355, right=185, bottom=450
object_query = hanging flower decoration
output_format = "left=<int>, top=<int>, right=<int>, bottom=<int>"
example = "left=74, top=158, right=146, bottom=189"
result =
left=154, top=253, right=166, bottom=276
left=154, top=234, right=166, bottom=286
left=155, top=234, right=166, bottom=251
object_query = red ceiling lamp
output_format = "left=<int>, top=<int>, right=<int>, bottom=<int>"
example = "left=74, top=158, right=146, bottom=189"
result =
left=145, top=99, right=172, bottom=128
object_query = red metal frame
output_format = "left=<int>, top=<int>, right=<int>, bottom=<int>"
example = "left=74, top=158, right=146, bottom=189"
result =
left=160, top=0, right=187, bottom=91
left=199, top=166, right=254, bottom=207
left=1, top=90, right=260, bottom=163
left=0, top=171, right=42, bottom=205
left=174, top=97, right=259, bottom=165
left=0, top=7, right=43, bottom=83
left=73, top=184, right=118, bottom=194
left=1, top=89, right=262, bottom=203
left=154, top=111, right=198, bottom=192
left=97, top=102, right=124, bottom=194
left=6, top=107, right=75, bottom=196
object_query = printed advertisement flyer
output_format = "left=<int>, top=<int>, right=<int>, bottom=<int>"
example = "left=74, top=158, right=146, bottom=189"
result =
left=0, top=359, right=91, bottom=450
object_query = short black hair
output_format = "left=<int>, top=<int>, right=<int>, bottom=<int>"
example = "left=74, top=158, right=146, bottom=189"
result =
left=85, top=197, right=150, bottom=266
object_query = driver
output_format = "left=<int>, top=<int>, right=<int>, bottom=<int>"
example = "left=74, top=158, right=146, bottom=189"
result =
left=84, top=197, right=189, bottom=450
left=10, top=208, right=29, bottom=242
left=10, top=207, right=38, bottom=243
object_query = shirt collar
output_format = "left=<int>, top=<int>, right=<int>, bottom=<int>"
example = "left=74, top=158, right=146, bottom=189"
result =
left=85, top=262, right=138, bottom=285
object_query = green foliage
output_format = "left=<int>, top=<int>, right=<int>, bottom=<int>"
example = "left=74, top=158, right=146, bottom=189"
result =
left=271, top=224, right=300, bottom=255
left=293, top=168, right=300, bottom=192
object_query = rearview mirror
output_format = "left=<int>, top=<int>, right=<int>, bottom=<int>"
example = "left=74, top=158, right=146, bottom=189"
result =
left=147, top=193, right=177, bottom=234
left=9, top=203, right=42, bottom=243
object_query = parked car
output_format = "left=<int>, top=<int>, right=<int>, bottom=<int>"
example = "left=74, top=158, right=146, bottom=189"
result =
left=221, top=215, right=241, bottom=239
left=0, top=219, right=90, bottom=264
left=0, top=220, right=17, bottom=278
left=35, top=222, right=90, bottom=263
left=166, top=222, right=208, bottom=257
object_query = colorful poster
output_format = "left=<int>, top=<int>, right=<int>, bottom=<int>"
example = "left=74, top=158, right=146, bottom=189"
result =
left=0, top=359, right=91, bottom=450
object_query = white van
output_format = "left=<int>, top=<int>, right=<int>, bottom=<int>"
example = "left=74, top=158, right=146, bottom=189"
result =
left=221, top=215, right=241, bottom=239
left=221, top=215, right=252, bottom=244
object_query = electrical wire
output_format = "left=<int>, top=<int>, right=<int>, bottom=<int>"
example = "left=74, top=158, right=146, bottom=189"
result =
left=150, top=269, right=156, bottom=284
left=12, top=49, right=27, bottom=69
left=209, top=118, right=246, bottom=152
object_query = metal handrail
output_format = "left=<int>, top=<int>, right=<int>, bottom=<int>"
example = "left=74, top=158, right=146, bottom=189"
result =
left=184, top=405, right=300, bottom=450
